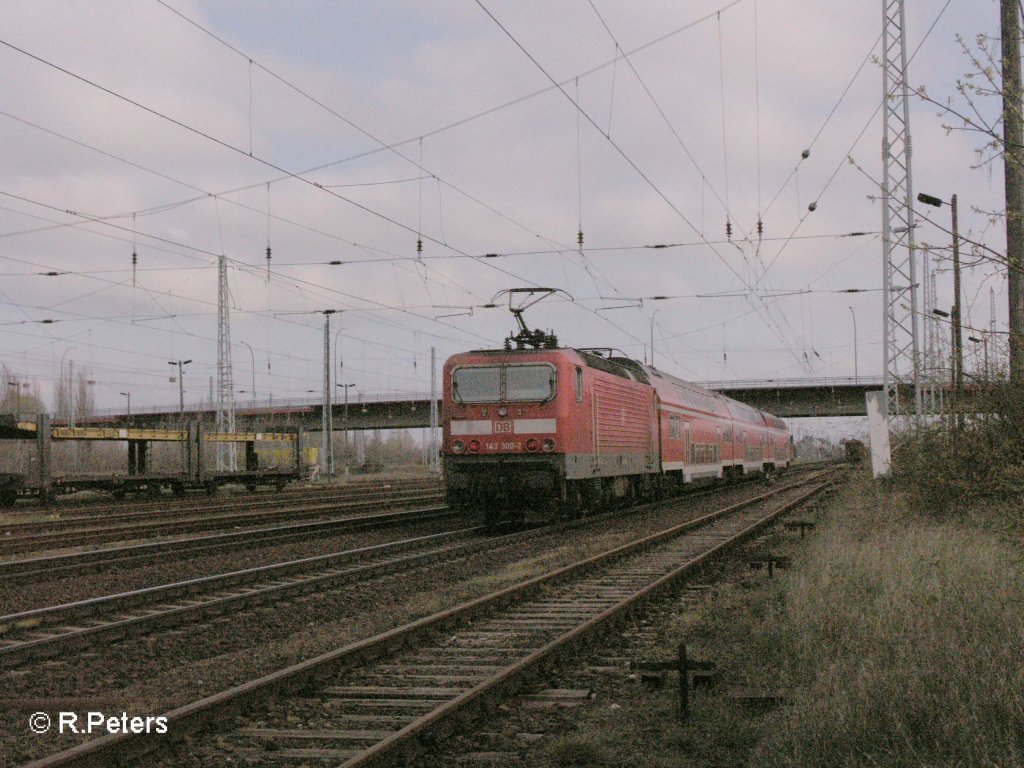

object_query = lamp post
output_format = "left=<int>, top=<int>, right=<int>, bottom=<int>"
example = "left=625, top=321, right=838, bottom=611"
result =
left=848, top=306, right=858, bottom=383
left=59, top=347, right=76, bottom=422
left=239, top=341, right=256, bottom=401
left=337, top=383, right=356, bottom=479
left=119, top=392, right=131, bottom=423
left=933, top=308, right=959, bottom=426
left=968, top=336, right=989, bottom=379
left=6, top=381, right=25, bottom=415
left=321, top=311, right=336, bottom=480
left=168, top=359, right=192, bottom=470
left=650, top=309, right=660, bottom=367
left=918, top=192, right=963, bottom=396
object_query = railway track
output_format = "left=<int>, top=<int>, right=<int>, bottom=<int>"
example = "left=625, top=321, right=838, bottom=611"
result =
left=0, top=475, right=802, bottom=662
left=0, top=477, right=441, bottom=524
left=0, top=488, right=445, bottom=556
left=0, top=467, right=828, bottom=577
left=19, top=469, right=836, bottom=768
left=0, top=525, right=489, bottom=665
left=0, top=476, right=440, bottom=518
left=0, top=505, right=456, bottom=585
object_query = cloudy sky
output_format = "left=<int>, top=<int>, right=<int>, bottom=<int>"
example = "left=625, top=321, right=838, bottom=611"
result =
left=0, top=0, right=1009, bottom=417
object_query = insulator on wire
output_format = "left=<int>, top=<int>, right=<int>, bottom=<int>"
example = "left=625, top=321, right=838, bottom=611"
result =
left=725, top=220, right=732, bottom=240
left=416, top=238, right=423, bottom=255
left=756, top=218, right=763, bottom=239
left=577, top=230, right=584, bottom=246
left=131, top=249, right=137, bottom=287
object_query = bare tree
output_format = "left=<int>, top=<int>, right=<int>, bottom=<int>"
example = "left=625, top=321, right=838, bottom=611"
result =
left=915, top=10, right=1024, bottom=383
left=1, top=364, right=44, bottom=416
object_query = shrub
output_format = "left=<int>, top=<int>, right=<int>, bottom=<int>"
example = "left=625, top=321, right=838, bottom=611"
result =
left=893, top=380, right=1024, bottom=513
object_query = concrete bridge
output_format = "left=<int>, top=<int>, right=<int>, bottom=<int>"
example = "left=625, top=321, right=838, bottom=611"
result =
left=78, top=377, right=884, bottom=431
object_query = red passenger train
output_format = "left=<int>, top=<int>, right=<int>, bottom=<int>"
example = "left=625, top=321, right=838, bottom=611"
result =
left=442, top=344, right=792, bottom=525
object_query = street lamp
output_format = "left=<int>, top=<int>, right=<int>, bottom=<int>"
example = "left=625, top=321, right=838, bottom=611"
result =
left=649, top=309, right=660, bottom=367
left=6, top=381, right=28, bottom=415
left=119, top=392, right=131, bottom=423
left=59, top=346, right=76, bottom=423
left=168, top=359, right=192, bottom=471
left=337, top=383, right=356, bottom=478
left=968, top=336, right=989, bottom=379
left=848, top=306, right=858, bottom=384
left=239, top=341, right=256, bottom=400
left=918, top=192, right=963, bottom=395
left=321, top=310, right=337, bottom=479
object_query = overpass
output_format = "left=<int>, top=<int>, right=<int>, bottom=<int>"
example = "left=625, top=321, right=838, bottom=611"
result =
left=77, top=377, right=883, bottom=432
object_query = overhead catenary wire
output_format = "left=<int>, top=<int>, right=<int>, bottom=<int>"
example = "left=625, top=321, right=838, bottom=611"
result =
left=150, top=0, right=635, bottom=305
left=4, top=0, right=739, bottom=335
left=753, top=0, right=953, bottom=290
left=0, top=2, right=952, bottom=389
left=474, top=1, right=824, bottom=373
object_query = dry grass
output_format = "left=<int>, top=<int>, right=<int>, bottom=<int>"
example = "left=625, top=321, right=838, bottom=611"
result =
left=755, top=538, right=1021, bottom=763
left=744, top=477, right=1024, bottom=768
left=535, top=475, right=1024, bottom=768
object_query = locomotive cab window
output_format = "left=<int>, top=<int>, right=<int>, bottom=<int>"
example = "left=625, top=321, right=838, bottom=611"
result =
left=452, top=366, right=501, bottom=403
left=452, top=363, right=554, bottom=403
left=506, top=364, right=555, bottom=401
left=575, top=367, right=583, bottom=402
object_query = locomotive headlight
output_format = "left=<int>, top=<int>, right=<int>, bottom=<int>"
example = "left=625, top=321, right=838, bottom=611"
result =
left=468, top=439, right=481, bottom=453
left=525, top=438, right=539, bottom=452
left=452, top=440, right=465, bottom=454
left=497, top=406, right=508, bottom=417
left=542, top=438, right=556, bottom=452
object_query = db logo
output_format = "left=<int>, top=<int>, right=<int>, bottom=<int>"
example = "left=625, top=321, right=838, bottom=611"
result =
left=493, top=421, right=512, bottom=433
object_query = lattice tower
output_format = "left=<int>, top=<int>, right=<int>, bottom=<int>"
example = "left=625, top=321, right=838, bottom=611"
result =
left=881, top=0, right=922, bottom=424
left=216, top=253, right=237, bottom=471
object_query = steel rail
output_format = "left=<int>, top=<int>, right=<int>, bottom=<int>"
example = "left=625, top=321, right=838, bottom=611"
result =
left=0, top=486, right=441, bottom=538
left=0, top=505, right=455, bottom=584
left=0, top=477, right=441, bottom=525
left=0, top=466, right=827, bottom=580
left=0, top=473, right=822, bottom=661
left=0, top=525, right=485, bottom=665
left=18, top=470, right=835, bottom=768
left=0, top=491, right=445, bottom=555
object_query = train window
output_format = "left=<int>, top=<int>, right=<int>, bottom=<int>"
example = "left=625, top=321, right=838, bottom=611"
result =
left=452, top=366, right=501, bottom=403
left=506, top=364, right=555, bottom=401
left=575, top=367, right=583, bottom=402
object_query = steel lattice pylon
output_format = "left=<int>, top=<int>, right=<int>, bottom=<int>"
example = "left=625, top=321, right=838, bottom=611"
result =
left=881, top=0, right=921, bottom=425
left=216, top=253, right=237, bottom=471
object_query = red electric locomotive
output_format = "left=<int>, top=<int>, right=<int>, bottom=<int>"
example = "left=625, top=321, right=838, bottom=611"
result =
left=442, top=292, right=791, bottom=526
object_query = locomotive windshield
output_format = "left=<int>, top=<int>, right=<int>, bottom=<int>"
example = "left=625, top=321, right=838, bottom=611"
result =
left=452, top=366, right=501, bottom=402
left=451, top=363, right=555, bottom=403
left=506, top=365, right=554, bottom=401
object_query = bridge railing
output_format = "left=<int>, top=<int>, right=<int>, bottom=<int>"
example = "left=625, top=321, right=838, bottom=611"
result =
left=85, top=378, right=885, bottom=420
left=87, top=390, right=436, bottom=419
left=697, top=376, right=883, bottom=390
